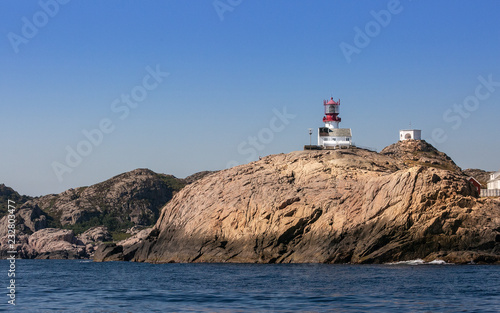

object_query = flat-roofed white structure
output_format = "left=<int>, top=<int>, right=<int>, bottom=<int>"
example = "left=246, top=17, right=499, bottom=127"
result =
left=400, top=129, right=421, bottom=141
left=318, top=127, right=352, bottom=148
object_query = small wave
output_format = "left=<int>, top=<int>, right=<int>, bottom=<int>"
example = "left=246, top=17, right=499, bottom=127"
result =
left=386, top=259, right=451, bottom=265
left=78, top=260, right=93, bottom=263
left=428, top=259, right=448, bottom=265
left=387, top=259, right=425, bottom=265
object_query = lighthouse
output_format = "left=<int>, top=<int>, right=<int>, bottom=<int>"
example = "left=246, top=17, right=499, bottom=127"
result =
left=317, top=97, right=352, bottom=148
left=323, top=97, right=341, bottom=128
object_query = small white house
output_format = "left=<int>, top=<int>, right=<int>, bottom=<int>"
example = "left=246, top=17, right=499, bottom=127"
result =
left=318, top=127, right=352, bottom=148
left=487, top=171, right=500, bottom=190
left=400, top=129, right=421, bottom=141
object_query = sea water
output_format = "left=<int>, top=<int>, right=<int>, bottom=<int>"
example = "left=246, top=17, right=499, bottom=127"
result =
left=1, top=259, right=499, bottom=312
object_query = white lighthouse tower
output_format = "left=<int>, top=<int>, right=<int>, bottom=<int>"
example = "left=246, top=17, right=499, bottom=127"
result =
left=318, top=97, right=352, bottom=148
left=323, top=97, right=341, bottom=128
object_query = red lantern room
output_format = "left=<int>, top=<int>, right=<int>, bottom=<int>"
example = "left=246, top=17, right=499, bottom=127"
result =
left=323, top=97, right=341, bottom=128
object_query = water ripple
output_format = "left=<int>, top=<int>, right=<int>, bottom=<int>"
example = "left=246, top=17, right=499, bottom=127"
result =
left=1, top=260, right=498, bottom=312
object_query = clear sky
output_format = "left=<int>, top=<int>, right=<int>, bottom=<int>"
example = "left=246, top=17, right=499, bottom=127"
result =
left=1, top=0, right=499, bottom=196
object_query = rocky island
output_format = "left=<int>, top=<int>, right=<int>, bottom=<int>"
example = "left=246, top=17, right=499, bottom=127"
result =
left=1, top=140, right=499, bottom=263
left=94, top=140, right=500, bottom=264
left=0, top=169, right=213, bottom=259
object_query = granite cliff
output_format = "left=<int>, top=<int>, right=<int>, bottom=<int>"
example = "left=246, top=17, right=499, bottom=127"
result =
left=32, top=168, right=185, bottom=229
left=0, top=184, right=31, bottom=217
left=96, top=141, right=500, bottom=264
left=0, top=169, right=211, bottom=259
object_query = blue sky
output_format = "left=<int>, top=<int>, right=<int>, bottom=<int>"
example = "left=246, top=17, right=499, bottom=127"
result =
left=1, top=0, right=499, bottom=196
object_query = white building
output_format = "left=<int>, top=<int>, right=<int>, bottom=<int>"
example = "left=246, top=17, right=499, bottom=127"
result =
left=481, top=170, right=500, bottom=197
left=400, top=129, right=421, bottom=141
left=318, top=97, right=352, bottom=148
left=487, top=171, right=500, bottom=190
left=318, top=127, right=352, bottom=147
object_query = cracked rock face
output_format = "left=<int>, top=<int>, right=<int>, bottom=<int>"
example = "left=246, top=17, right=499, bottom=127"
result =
left=77, top=226, right=112, bottom=245
left=26, top=168, right=182, bottom=227
left=0, top=203, right=47, bottom=238
left=380, top=140, right=462, bottom=172
left=0, top=169, right=186, bottom=259
left=0, top=228, right=87, bottom=259
left=98, top=143, right=500, bottom=264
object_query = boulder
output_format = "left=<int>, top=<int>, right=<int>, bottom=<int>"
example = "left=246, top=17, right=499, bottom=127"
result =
left=119, top=228, right=152, bottom=247
left=77, top=226, right=112, bottom=245
left=28, top=228, right=87, bottom=259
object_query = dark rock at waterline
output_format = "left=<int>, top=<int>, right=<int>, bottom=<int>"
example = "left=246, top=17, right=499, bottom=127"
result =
left=94, top=243, right=124, bottom=262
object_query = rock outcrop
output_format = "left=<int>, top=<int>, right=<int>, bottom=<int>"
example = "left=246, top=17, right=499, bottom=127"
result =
left=0, top=203, right=47, bottom=238
left=77, top=226, right=113, bottom=256
left=78, top=226, right=112, bottom=245
left=0, top=169, right=188, bottom=259
left=0, top=228, right=87, bottom=259
left=0, top=203, right=50, bottom=258
left=94, top=227, right=152, bottom=262
left=93, top=243, right=125, bottom=262
left=0, top=184, right=32, bottom=218
left=29, top=168, right=184, bottom=228
left=119, top=227, right=152, bottom=247
left=28, top=228, right=86, bottom=259
left=380, top=140, right=461, bottom=172
left=97, top=142, right=500, bottom=264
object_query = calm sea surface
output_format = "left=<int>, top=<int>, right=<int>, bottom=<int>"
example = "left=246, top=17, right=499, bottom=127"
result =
left=1, top=260, right=499, bottom=312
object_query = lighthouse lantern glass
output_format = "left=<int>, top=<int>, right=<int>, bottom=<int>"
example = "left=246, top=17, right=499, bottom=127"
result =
left=325, top=105, right=338, bottom=114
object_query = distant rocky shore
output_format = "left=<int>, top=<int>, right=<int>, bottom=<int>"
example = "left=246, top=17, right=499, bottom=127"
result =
left=2, top=141, right=499, bottom=264
left=0, top=170, right=214, bottom=259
